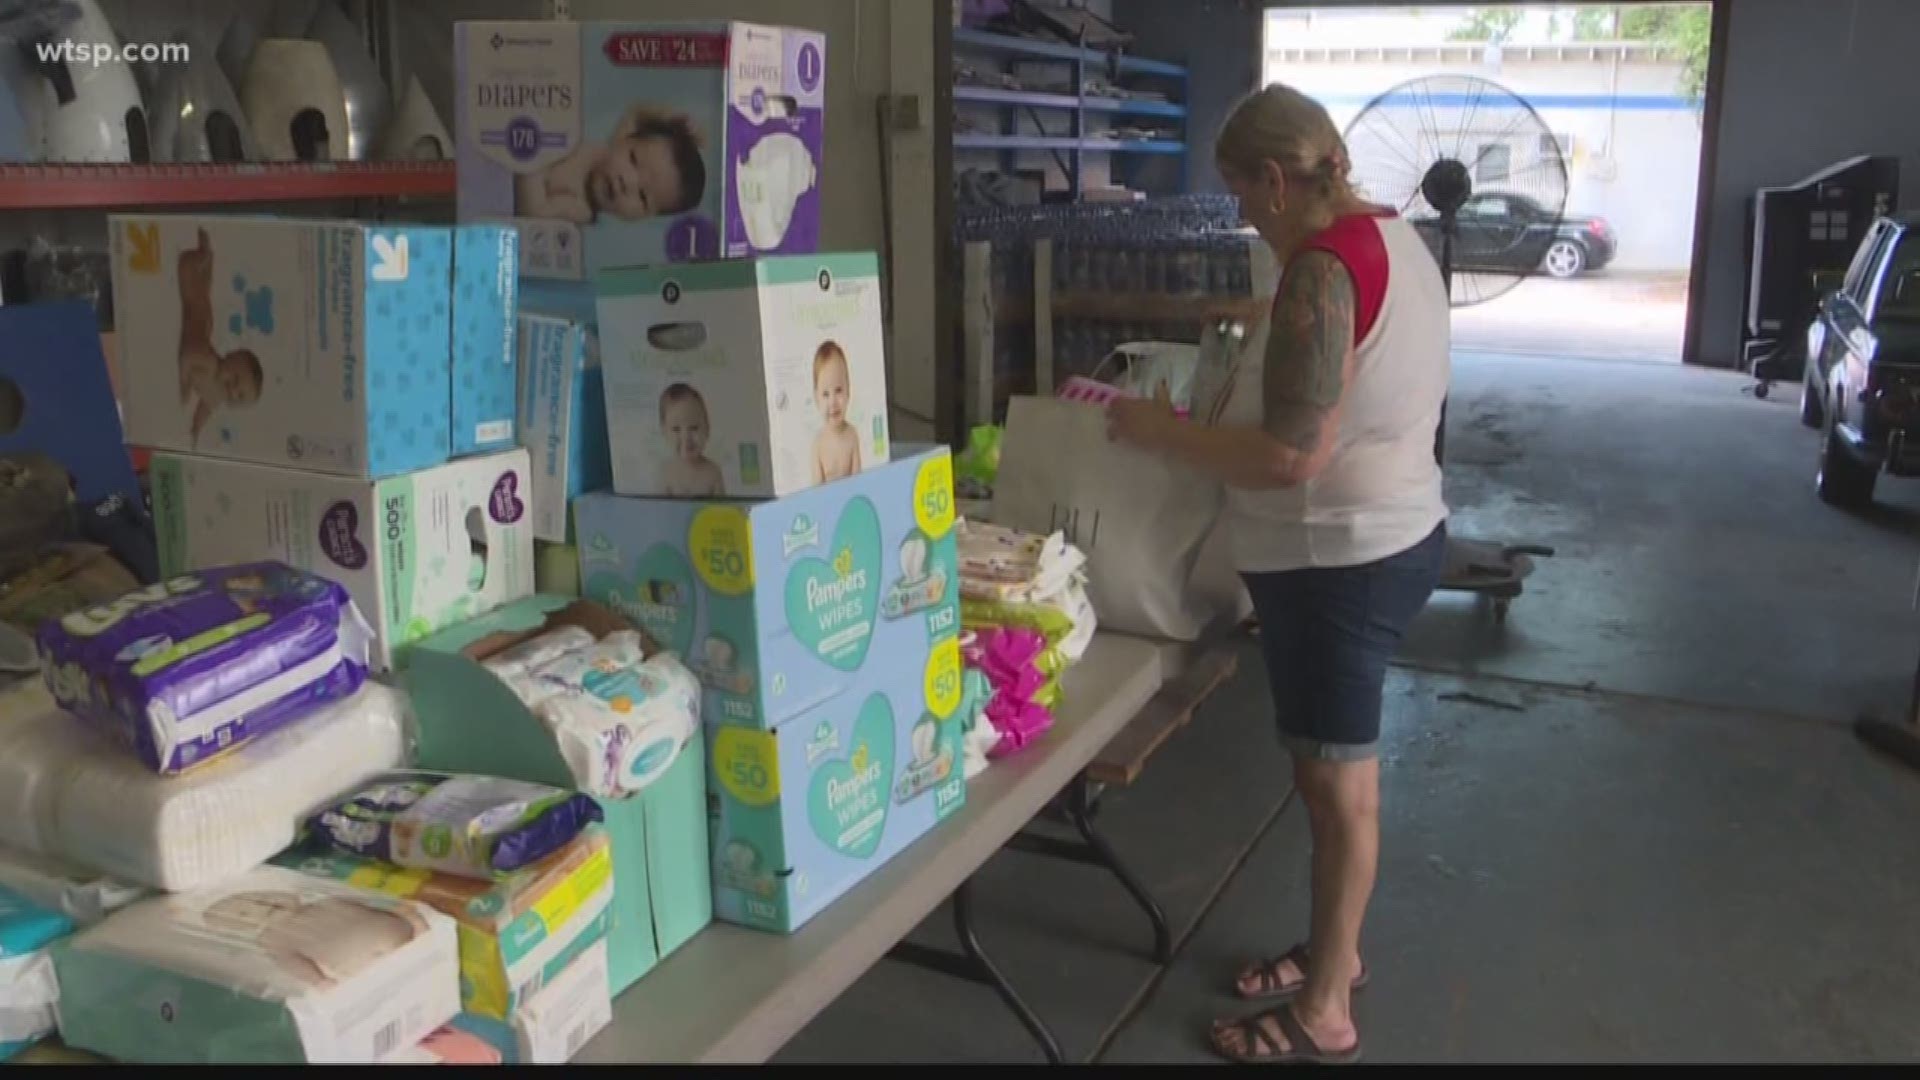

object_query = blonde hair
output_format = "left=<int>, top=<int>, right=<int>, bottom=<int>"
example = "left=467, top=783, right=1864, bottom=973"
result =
left=812, top=340, right=848, bottom=385
left=1215, top=83, right=1356, bottom=226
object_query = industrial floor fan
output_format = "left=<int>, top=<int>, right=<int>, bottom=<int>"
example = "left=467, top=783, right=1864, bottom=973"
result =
left=1343, top=74, right=1560, bottom=621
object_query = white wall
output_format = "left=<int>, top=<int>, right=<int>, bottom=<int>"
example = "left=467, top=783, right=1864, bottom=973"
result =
left=1264, top=50, right=1703, bottom=271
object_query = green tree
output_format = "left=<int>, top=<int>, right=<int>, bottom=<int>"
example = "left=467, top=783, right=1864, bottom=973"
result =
left=1619, top=3, right=1712, bottom=104
left=1572, top=6, right=1620, bottom=40
left=1446, top=7, right=1523, bottom=42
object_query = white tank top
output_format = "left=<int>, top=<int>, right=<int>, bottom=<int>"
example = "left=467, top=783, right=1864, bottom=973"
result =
left=1210, top=212, right=1451, bottom=572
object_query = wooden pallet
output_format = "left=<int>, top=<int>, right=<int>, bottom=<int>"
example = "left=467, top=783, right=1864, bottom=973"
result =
left=1086, top=642, right=1239, bottom=786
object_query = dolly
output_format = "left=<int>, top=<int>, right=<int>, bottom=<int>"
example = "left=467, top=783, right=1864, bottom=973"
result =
left=1434, top=538, right=1556, bottom=624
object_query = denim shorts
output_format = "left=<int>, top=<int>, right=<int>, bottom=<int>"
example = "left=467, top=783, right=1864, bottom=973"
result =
left=1241, top=523, right=1446, bottom=762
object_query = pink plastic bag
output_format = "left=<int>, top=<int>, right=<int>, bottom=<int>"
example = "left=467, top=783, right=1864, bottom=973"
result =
left=963, top=628, right=1056, bottom=758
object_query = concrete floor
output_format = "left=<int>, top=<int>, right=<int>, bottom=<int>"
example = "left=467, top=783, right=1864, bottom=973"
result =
left=776, top=351, right=1920, bottom=1063
left=1451, top=273, right=1690, bottom=363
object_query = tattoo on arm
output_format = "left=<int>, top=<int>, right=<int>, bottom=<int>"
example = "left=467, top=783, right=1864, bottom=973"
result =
left=1262, top=250, right=1355, bottom=452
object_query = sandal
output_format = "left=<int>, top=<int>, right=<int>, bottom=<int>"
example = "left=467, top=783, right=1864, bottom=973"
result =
left=1209, top=1003, right=1363, bottom=1065
left=1233, top=943, right=1370, bottom=1001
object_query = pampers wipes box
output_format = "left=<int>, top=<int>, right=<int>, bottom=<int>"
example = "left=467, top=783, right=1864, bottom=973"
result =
left=109, top=214, right=520, bottom=477
left=457, top=20, right=824, bottom=279
left=573, top=446, right=959, bottom=733
left=596, top=252, right=890, bottom=499
left=150, top=449, right=535, bottom=670
left=706, top=663, right=967, bottom=932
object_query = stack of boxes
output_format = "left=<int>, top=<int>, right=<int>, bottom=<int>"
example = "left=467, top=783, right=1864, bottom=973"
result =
left=111, top=215, right=537, bottom=671
left=18, top=14, right=963, bottom=1065
left=453, top=17, right=967, bottom=933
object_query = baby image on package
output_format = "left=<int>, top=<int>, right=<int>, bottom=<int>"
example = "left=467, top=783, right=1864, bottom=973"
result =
left=596, top=253, right=890, bottom=499
left=458, top=21, right=824, bottom=280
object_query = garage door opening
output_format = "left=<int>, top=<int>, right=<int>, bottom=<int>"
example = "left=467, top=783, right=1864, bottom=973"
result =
left=1265, top=3, right=1714, bottom=363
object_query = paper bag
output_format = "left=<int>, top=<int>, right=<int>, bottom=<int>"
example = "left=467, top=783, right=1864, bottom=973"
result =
left=992, top=395, right=1243, bottom=641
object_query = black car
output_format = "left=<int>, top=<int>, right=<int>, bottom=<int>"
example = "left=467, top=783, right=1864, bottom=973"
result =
left=1802, top=212, right=1920, bottom=507
left=1410, top=191, right=1617, bottom=278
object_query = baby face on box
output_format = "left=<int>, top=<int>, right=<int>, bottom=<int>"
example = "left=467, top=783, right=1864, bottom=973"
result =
left=515, top=103, right=707, bottom=228
left=651, top=338, right=859, bottom=497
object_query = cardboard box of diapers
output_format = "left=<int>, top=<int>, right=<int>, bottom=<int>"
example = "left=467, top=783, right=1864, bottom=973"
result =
left=596, top=252, right=891, bottom=499
left=457, top=20, right=824, bottom=279
left=407, top=595, right=712, bottom=994
left=109, top=214, right=519, bottom=477
left=518, top=280, right=612, bottom=543
left=149, top=450, right=535, bottom=670
left=574, top=446, right=960, bottom=733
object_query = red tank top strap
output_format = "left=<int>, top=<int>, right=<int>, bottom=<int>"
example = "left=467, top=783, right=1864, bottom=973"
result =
left=1289, top=212, right=1393, bottom=343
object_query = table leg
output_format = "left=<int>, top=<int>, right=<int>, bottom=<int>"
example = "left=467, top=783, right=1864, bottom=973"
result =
left=887, top=878, right=1066, bottom=1064
left=1062, top=774, right=1172, bottom=965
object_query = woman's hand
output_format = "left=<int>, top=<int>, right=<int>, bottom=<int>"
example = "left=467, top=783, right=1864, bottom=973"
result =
left=1105, top=382, right=1178, bottom=450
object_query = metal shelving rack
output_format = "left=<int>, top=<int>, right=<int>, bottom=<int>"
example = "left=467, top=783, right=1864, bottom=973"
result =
left=951, top=26, right=1190, bottom=197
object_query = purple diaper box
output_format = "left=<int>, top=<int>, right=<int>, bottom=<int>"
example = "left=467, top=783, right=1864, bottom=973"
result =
left=36, top=562, right=374, bottom=774
left=456, top=20, right=825, bottom=279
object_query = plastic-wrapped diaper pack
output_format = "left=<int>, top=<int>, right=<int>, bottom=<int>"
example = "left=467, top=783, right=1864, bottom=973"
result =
left=53, top=866, right=460, bottom=1064
left=35, top=563, right=375, bottom=773
left=448, top=937, right=612, bottom=1064
left=0, top=680, right=411, bottom=893
left=0, top=886, right=73, bottom=1061
left=307, top=773, right=602, bottom=879
left=480, top=630, right=701, bottom=799
left=390, top=1026, right=504, bottom=1065
left=278, top=825, right=612, bottom=1022
left=0, top=846, right=144, bottom=926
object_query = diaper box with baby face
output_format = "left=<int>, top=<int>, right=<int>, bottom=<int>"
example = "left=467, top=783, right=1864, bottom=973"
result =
left=573, top=446, right=960, bottom=733
left=707, top=666, right=967, bottom=933
left=109, top=214, right=519, bottom=478
left=595, top=252, right=890, bottom=499
left=52, top=865, right=460, bottom=1064
left=407, top=595, right=712, bottom=995
left=149, top=449, right=536, bottom=671
left=274, top=825, right=613, bottom=1023
left=457, top=20, right=824, bottom=280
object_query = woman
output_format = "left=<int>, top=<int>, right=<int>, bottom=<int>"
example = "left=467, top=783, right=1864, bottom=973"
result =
left=1108, top=83, right=1450, bottom=1065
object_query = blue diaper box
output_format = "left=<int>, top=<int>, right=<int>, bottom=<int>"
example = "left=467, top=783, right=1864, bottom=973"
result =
left=572, top=446, right=962, bottom=733
left=705, top=657, right=967, bottom=932
left=110, top=214, right=519, bottom=477
left=452, top=225, right=522, bottom=457
left=517, top=281, right=609, bottom=543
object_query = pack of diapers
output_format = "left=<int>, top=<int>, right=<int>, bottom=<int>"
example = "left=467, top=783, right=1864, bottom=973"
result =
left=391, top=1026, right=505, bottom=1065
left=0, top=846, right=144, bottom=926
left=0, top=886, right=72, bottom=1061
left=448, top=937, right=611, bottom=1063
left=0, top=680, right=410, bottom=892
left=277, top=825, right=612, bottom=1022
left=481, top=630, right=701, bottom=798
left=35, top=563, right=374, bottom=774
left=307, top=773, right=603, bottom=879
left=53, top=866, right=460, bottom=1064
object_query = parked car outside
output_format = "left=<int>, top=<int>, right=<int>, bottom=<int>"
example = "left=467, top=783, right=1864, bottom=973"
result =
left=1409, top=190, right=1617, bottom=279
left=1802, top=212, right=1920, bottom=507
